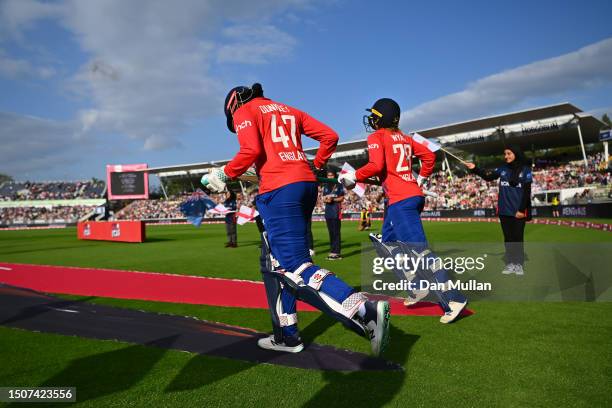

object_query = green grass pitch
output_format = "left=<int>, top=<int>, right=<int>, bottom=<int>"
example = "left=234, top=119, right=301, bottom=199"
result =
left=0, top=221, right=611, bottom=407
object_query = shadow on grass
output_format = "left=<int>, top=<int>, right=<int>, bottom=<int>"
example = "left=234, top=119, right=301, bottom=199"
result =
left=233, top=240, right=262, bottom=248
left=340, top=248, right=364, bottom=258
left=165, top=354, right=253, bottom=392
left=164, top=312, right=338, bottom=394
left=23, top=336, right=178, bottom=406
left=0, top=245, right=91, bottom=256
left=314, top=241, right=361, bottom=253
left=143, top=237, right=176, bottom=243
left=300, top=312, right=336, bottom=344
left=259, top=313, right=417, bottom=407
left=301, top=325, right=418, bottom=408
left=163, top=309, right=407, bottom=395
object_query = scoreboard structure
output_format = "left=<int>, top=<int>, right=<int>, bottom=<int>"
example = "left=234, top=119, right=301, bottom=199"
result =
left=106, top=163, right=149, bottom=200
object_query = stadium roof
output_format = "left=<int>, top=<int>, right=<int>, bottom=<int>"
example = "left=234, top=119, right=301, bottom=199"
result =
left=417, top=102, right=606, bottom=155
left=138, top=102, right=606, bottom=178
left=303, top=102, right=607, bottom=158
left=417, top=102, right=583, bottom=138
left=143, top=161, right=227, bottom=177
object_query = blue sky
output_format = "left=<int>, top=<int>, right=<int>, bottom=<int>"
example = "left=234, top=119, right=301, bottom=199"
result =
left=0, top=0, right=611, bottom=181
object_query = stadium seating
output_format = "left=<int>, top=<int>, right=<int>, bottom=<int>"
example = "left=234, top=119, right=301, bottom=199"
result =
left=0, top=180, right=105, bottom=201
left=0, top=206, right=95, bottom=225
left=0, top=180, right=106, bottom=226
left=1, top=155, right=609, bottom=225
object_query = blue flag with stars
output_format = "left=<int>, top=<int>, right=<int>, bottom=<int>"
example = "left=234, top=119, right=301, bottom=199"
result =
left=179, top=189, right=217, bottom=227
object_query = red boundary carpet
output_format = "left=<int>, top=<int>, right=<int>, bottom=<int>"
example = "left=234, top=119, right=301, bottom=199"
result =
left=0, top=263, right=472, bottom=317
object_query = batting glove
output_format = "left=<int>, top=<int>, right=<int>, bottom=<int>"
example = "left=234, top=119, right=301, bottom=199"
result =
left=417, top=175, right=427, bottom=187
left=201, top=166, right=228, bottom=192
left=338, top=171, right=357, bottom=190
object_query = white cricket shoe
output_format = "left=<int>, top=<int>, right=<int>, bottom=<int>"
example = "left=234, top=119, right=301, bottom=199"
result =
left=502, top=263, right=515, bottom=275
left=364, top=301, right=391, bottom=357
left=403, top=288, right=430, bottom=306
left=439, top=300, right=467, bottom=324
left=257, top=335, right=304, bottom=353
left=514, top=264, right=524, bottom=276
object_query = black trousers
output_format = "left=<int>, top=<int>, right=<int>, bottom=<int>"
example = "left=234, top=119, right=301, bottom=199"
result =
left=225, top=222, right=237, bottom=245
left=254, top=215, right=265, bottom=234
left=306, top=218, right=314, bottom=250
left=325, top=218, right=341, bottom=254
left=499, top=215, right=526, bottom=265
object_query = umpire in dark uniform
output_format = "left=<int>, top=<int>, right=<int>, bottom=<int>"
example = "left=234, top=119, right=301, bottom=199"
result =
left=465, top=145, right=532, bottom=275
left=323, top=170, right=344, bottom=260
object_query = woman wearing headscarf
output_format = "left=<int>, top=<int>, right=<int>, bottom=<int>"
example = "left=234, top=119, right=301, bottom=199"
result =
left=464, top=145, right=532, bottom=275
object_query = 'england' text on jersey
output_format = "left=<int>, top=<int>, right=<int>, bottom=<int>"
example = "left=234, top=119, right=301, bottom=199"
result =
left=259, top=103, right=290, bottom=114
left=278, top=151, right=308, bottom=162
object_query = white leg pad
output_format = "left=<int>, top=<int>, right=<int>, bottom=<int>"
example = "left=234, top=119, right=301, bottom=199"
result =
left=278, top=313, right=298, bottom=327
left=341, top=292, right=368, bottom=319
left=307, top=268, right=333, bottom=290
left=275, top=291, right=298, bottom=327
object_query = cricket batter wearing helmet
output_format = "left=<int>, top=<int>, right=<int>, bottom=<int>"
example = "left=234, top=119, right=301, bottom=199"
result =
left=201, top=83, right=390, bottom=355
left=339, top=98, right=468, bottom=323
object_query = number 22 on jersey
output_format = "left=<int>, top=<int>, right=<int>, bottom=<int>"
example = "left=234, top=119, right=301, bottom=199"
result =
left=392, top=143, right=412, bottom=173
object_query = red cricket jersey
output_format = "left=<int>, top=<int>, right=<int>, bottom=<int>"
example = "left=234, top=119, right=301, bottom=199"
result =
left=355, top=128, right=435, bottom=205
left=224, top=97, right=338, bottom=194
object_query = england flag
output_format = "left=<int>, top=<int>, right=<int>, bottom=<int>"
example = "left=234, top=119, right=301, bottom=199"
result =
left=209, top=204, right=233, bottom=216
left=341, top=162, right=366, bottom=197
left=237, top=206, right=259, bottom=225
left=411, top=132, right=441, bottom=152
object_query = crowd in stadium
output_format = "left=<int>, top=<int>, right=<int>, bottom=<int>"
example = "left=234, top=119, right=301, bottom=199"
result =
left=109, top=154, right=612, bottom=220
left=0, top=205, right=95, bottom=225
left=328, top=155, right=610, bottom=212
left=531, top=154, right=610, bottom=192
left=0, top=154, right=609, bottom=225
left=114, top=199, right=184, bottom=220
left=0, top=180, right=105, bottom=201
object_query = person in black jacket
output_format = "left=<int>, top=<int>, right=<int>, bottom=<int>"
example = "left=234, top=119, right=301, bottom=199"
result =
left=323, top=170, right=344, bottom=260
left=465, top=145, right=532, bottom=275
left=224, top=190, right=238, bottom=248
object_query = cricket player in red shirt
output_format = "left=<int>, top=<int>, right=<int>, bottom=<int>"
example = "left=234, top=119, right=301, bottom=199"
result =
left=339, top=98, right=468, bottom=323
left=201, top=84, right=390, bottom=355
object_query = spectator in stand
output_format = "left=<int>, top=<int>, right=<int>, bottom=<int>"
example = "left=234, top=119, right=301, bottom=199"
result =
left=0, top=180, right=105, bottom=201
left=0, top=205, right=94, bottom=225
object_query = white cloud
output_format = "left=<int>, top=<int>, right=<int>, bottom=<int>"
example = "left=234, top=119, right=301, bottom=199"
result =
left=0, top=49, right=55, bottom=79
left=217, top=25, right=297, bottom=64
left=586, top=106, right=612, bottom=119
left=402, top=37, right=612, bottom=130
left=0, top=0, right=63, bottom=40
left=0, top=0, right=315, bottom=137
left=0, top=0, right=318, bottom=177
left=0, top=112, right=87, bottom=177
left=143, top=134, right=181, bottom=151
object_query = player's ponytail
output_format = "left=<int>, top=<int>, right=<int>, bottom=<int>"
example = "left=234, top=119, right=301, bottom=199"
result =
left=251, top=83, right=264, bottom=98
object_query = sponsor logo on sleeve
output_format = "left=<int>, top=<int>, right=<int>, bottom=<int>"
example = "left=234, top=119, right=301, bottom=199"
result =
left=236, top=120, right=252, bottom=132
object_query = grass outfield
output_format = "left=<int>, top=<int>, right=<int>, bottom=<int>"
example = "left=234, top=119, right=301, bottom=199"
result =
left=1, top=221, right=611, bottom=407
